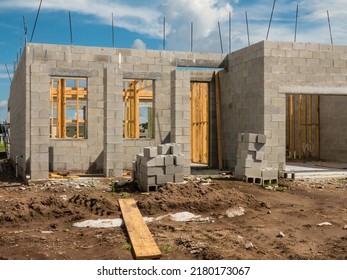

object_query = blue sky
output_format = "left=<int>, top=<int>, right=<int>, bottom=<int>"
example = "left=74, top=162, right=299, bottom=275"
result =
left=1, top=0, right=347, bottom=121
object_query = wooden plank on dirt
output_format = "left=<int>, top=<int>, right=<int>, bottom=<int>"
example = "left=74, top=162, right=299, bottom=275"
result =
left=119, top=198, right=161, bottom=260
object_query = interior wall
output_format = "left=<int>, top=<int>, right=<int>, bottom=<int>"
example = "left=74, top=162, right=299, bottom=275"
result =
left=320, top=95, right=347, bottom=162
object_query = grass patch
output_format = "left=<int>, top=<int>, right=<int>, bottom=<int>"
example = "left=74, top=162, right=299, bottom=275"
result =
left=162, top=244, right=173, bottom=254
left=122, top=242, right=132, bottom=251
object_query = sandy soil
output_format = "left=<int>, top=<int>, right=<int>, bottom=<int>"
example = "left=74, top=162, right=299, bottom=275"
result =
left=0, top=166, right=346, bottom=260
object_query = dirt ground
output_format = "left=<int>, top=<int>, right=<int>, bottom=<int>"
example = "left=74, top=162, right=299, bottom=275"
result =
left=0, top=165, right=346, bottom=260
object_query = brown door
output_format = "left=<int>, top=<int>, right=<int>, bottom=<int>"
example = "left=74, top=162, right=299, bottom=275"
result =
left=190, top=82, right=209, bottom=164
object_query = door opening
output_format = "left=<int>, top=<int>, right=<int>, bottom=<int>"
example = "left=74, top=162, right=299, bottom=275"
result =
left=190, top=82, right=209, bottom=164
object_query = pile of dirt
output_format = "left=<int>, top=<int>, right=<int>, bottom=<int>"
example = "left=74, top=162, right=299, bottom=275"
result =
left=137, top=181, right=259, bottom=215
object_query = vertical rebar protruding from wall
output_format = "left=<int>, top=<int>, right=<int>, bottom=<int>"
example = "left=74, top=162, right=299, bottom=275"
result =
left=327, top=10, right=333, bottom=45
left=23, top=16, right=28, bottom=45
left=163, top=17, right=166, bottom=50
left=5, top=64, right=11, bottom=83
left=218, top=21, right=223, bottom=54
left=69, top=11, right=73, bottom=45
left=112, top=13, right=115, bottom=48
left=229, top=11, right=231, bottom=53
left=266, top=0, right=276, bottom=40
left=245, top=11, right=250, bottom=46
left=294, top=4, right=299, bottom=42
left=30, top=0, right=43, bottom=43
left=190, top=22, right=193, bottom=52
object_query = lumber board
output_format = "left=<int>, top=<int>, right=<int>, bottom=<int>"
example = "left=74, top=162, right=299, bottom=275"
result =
left=119, top=198, right=161, bottom=260
left=214, top=71, right=223, bottom=169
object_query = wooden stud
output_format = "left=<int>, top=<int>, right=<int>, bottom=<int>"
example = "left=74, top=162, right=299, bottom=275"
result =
left=298, top=94, right=302, bottom=159
left=289, top=94, right=294, bottom=159
left=215, top=71, right=223, bottom=169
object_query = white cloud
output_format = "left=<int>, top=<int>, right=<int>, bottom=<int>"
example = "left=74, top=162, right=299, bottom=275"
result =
left=0, top=0, right=347, bottom=53
left=159, top=0, right=232, bottom=52
left=132, top=39, right=146, bottom=49
left=0, top=100, right=7, bottom=109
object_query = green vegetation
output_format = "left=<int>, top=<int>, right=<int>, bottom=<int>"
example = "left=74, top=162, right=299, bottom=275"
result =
left=0, top=142, right=5, bottom=153
left=122, top=242, right=132, bottom=251
left=162, top=244, right=173, bottom=254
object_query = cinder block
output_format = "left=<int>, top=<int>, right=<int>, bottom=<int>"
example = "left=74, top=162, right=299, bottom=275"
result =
left=261, top=168, right=278, bottom=179
left=174, top=173, right=184, bottom=183
left=243, top=133, right=258, bottom=143
left=257, top=134, right=267, bottom=144
left=164, top=155, right=174, bottom=166
left=255, top=151, right=265, bottom=161
left=238, top=133, right=243, bottom=142
left=170, top=143, right=182, bottom=154
left=141, top=174, right=157, bottom=186
left=141, top=156, right=157, bottom=167
left=165, top=165, right=184, bottom=175
left=157, top=144, right=171, bottom=155
left=132, top=161, right=137, bottom=172
left=238, top=142, right=265, bottom=152
left=140, top=165, right=164, bottom=176
left=143, top=146, right=158, bottom=158
left=174, top=154, right=184, bottom=165
left=237, top=158, right=255, bottom=168
left=155, top=155, right=165, bottom=166
left=237, top=149, right=256, bottom=160
left=235, top=165, right=262, bottom=178
left=156, top=174, right=175, bottom=185
left=136, top=153, right=143, bottom=162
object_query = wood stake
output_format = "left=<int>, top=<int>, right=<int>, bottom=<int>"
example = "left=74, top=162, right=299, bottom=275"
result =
left=215, top=71, right=223, bottom=170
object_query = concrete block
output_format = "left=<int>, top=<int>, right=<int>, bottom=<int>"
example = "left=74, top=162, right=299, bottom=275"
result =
left=257, top=134, right=267, bottom=144
left=174, top=173, right=184, bottom=183
left=238, top=133, right=243, bottom=142
left=165, top=165, right=184, bottom=175
left=238, top=142, right=265, bottom=152
left=237, top=158, right=255, bottom=168
left=255, top=151, right=265, bottom=161
left=156, top=174, right=175, bottom=185
left=235, top=165, right=262, bottom=178
left=174, top=154, right=184, bottom=165
left=143, top=146, right=158, bottom=158
left=164, top=155, right=174, bottom=166
left=136, top=153, right=144, bottom=162
left=141, top=156, right=157, bottom=167
left=155, top=155, right=165, bottom=166
left=140, top=165, right=164, bottom=176
left=261, top=168, right=278, bottom=179
left=237, top=149, right=256, bottom=160
left=242, top=133, right=258, bottom=143
left=157, top=144, right=171, bottom=155
left=141, top=174, right=157, bottom=186
left=170, top=143, right=182, bottom=154
left=132, top=161, right=137, bottom=172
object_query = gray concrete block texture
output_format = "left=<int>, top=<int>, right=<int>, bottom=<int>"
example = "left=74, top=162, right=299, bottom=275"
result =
left=134, top=143, right=185, bottom=192
left=11, top=40, right=347, bottom=181
left=234, top=132, right=278, bottom=185
left=9, top=43, right=224, bottom=180
left=220, top=41, right=347, bottom=173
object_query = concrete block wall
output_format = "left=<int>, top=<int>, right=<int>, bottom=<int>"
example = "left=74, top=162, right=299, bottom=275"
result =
left=10, top=43, right=224, bottom=180
left=133, top=143, right=184, bottom=192
left=219, top=42, right=265, bottom=170
left=320, top=95, right=347, bottom=162
left=171, top=70, right=191, bottom=175
left=8, top=50, right=28, bottom=179
left=264, top=41, right=347, bottom=166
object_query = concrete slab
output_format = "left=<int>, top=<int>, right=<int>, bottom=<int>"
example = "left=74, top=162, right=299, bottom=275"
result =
left=285, top=161, right=347, bottom=178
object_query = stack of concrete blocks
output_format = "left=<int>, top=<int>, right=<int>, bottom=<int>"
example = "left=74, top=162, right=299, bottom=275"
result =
left=235, top=133, right=278, bottom=185
left=133, top=143, right=185, bottom=192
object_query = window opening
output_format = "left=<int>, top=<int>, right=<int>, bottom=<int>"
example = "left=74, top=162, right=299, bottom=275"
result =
left=123, top=79, right=154, bottom=138
left=50, top=77, right=87, bottom=139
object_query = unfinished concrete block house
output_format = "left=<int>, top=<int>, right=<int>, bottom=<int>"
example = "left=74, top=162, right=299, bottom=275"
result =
left=8, top=40, right=347, bottom=181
